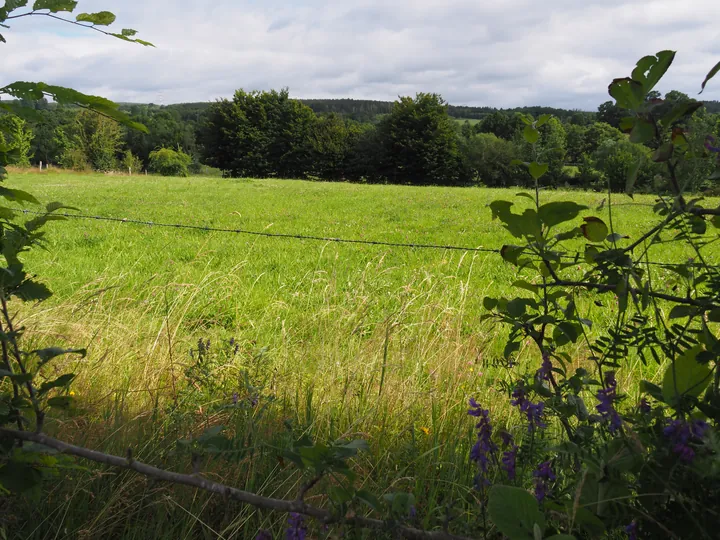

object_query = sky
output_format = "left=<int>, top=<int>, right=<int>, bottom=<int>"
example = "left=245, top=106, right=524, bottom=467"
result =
left=2, top=0, right=720, bottom=110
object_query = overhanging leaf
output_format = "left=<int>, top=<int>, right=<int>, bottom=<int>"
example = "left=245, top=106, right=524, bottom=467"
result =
left=630, top=118, right=655, bottom=144
left=700, top=60, right=720, bottom=94
left=528, top=162, right=549, bottom=181
left=662, top=345, right=713, bottom=405
left=489, top=485, right=545, bottom=540
left=609, top=78, right=644, bottom=109
left=76, top=11, right=116, bottom=26
left=538, top=201, right=588, bottom=228
left=32, top=0, right=77, bottom=12
left=523, top=125, right=539, bottom=144
left=581, top=217, right=609, bottom=243
left=652, top=142, right=674, bottom=163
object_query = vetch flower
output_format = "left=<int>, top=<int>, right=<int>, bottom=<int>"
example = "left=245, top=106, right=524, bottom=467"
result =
left=625, top=520, right=638, bottom=540
left=468, top=399, right=497, bottom=487
left=535, top=354, right=552, bottom=383
left=595, top=371, right=622, bottom=434
left=533, top=461, right=556, bottom=502
left=255, top=530, right=272, bottom=540
left=664, top=419, right=709, bottom=462
left=511, top=384, right=547, bottom=432
left=286, top=513, right=307, bottom=540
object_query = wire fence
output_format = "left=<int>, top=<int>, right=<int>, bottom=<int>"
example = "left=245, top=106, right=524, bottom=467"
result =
left=19, top=209, right=720, bottom=271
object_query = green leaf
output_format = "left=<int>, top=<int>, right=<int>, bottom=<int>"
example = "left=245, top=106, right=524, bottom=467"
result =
left=38, top=374, right=75, bottom=396
left=632, top=51, right=675, bottom=93
left=630, top=118, right=655, bottom=144
left=30, top=347, right=86, bottom=366
left=76, top=11, right=116, bottom=26
left=581, top=217, right=609, bottom=243
left=626, top=155, right=644, bottom=196
left=661, top=101, right=703, bottom=127
left=554, top=322, right=581, bottom=347
left=0, top=1, right=30, bottom=20
left=0, top=462, right=42, bottom=494
left=483, top=297, right=499, bottom=310
left=523, top=125, right=539, bottom=144
left=0, top=370, right=33, bottom=384
left=528, top=162, right=548, bottom=181
left=652, top=142, right=674, bottom=163
left=121, top=28, right=138, bottom=37
left=355, top=489, right=382, bottom=512
left=47, top=396, right=74, bottom=409
left=709, top=309, right=720, bottom=323
left=14, top=280, right=52, bottom=302
left=536, top=114, right=552, bottom=127
left=662, top=345, right=713, bottom=405
left=608, top=78, right=644, bottom=109
left=0, top=187, right=39, bottom=205
left=669, top=305, right=697, bottom=320
left=700, top=60, right=720, bottom=94
left=32, top=0, right=77, bottom=12
left=488, top=485, right=545, bottom=540
left=538, top=202, right=588, bottom=228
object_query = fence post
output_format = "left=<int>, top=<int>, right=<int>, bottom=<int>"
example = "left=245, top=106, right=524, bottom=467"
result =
left=39, top=161, right=43, bottom=171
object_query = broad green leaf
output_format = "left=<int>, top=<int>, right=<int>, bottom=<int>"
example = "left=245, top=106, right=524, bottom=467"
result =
left=538, top=201, right=588, bottom=228
left=661, top=101, right=703, bottom=127
left=581, top=217, right=609, bottom=243
left=0, top=462, right=42, bottom=494
left=38, top=374, right=76, bottom=396
left=14, top=280, right=52, bottom=302
left=355, top=489, right=382, bottom=512
left=528, top=162, right=548, bottom=180
left=500, top=245, right=525, bottom=265
left=0, top=187, right=39, bottom=204
left=30, top=347, right=86, bottom=366
left=662, top=345, right=713, bottom=405
left=536, top=114, right=552, bottom=127
left=629, top=118, right=655, bottom=144
left=46, top=202, right=79, bottom=213
left=632, top=51, right=675, bottom=93
left=0, top=370, right=33, bottom=383
left=626, top=155, right=644, bottom=196
left=33, top=0, right=77, bottom=12
left=47, top=396, right=73, bottom=409
left=554, top=322, right=581, bottom=346
left=483, top=297, right=499, bottom=310
left=608, top=78, right=644, bottom=109
left=121, top=28, right=138, bottom=37
left=700, top=60, right=720, bottom=94
left=709, top=309, right=720, bottom=323
left=652, top=142, right=674, bottom=163
left=0, top=0, right=29, bottom=19
left=489, top=485, right=545, bottom=540
left=523, top=125, right=539, bottom=144
left=76, top=11, right=116, bottom=26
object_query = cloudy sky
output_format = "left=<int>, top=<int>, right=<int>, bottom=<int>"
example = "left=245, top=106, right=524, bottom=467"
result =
left=2, top=0, right=720, bottom=110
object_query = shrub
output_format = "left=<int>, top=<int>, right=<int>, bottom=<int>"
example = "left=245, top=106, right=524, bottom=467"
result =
left=121, top=150, right=144, bottom=175
left=148, top=147, right=192, bottom=177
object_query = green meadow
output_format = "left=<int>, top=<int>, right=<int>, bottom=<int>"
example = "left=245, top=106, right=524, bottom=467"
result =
left=6, top=170, right=718, bottom=539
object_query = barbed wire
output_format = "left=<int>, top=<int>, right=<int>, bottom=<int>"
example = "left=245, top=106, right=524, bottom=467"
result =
left=19, top=210, right=719, bottom=270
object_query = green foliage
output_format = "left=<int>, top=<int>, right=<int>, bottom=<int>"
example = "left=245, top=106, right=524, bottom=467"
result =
left=121, top=150, right=143, bottom=174
left=0, top=116, right=34, bottom=167
left=461, top=132, right=520, bottom=186
left=56, top=109, right=123, bottom=171
left=148, top=147, right=191, bottom=177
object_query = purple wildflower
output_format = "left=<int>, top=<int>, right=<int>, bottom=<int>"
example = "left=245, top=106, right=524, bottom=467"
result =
left=468, top=399, right=497, bottom=487
left=499, top=431, right=513, bottom=448
left=533, top=461, right=556, bottom=502
left=664, top=419, right=709, bottom=462
left=511, top=385, right=547, bottom=432
left=255, top=530, right=272, bottom=540
left=535, top=354, right=552, bottom=383
left=638, top=398, right=651, bottom=415
left=705, top=135, right=720, bottom=153
left=502, top=446, right=518, bottom=481
left=286, top=513, right=307, bottom=540
left=596, top=371, right=622, bottom=434
left=625, top=521, right=638, bottom=540
left=232, top=392, right=239, bottom=405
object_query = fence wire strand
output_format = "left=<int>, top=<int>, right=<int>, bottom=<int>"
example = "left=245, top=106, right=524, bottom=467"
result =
left=19, top=209, right=719, bottom=270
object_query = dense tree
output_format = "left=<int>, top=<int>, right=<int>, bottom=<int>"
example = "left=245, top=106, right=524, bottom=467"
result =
left=461, top=133, right=520, bottom=187
left=57, top=109, right=124, bottom=171
left=309, top=114, right=364, bottom=180
left=148, top=147, right=192, bottom=177
left=592, top=138, right=658, bottom=192
left=124, top=105, right=198, bottom=165
left=597, top=101, right=627, bottom=129
left=200, top=89, right=316, bottom=178
left=373, top=93, right=466, bottom=185
left=477, top=111, right=522, bottom=140
left=514, top=116, right=567, bottom=186
left=0, top=116, right=34, bottom=167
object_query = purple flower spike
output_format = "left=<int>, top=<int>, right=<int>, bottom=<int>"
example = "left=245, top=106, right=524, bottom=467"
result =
left=625, top=520, right=638, bottom=540
left=286, top=513, right=307, bottom=540
left=256, top=530, right=272, bottom=540
left=533, top=461, right=556, bottom=502
left=705, top=135, right=720, bottom=153
left=596, top=371, right=622, bottom=434
left=468, top=399, right=497, bottom=487
left=664, top=419, right=710, bottom=462
left=535, top=354, right=553, bottom=383
left=511, top=384, right=547, bottom=432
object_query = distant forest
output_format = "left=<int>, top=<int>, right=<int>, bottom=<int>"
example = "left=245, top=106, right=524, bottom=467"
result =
left=2, top=92, right=720, bottom=192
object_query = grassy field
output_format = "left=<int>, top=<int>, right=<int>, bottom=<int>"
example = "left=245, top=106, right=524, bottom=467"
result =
left=4, top=170, right=718, bottom=539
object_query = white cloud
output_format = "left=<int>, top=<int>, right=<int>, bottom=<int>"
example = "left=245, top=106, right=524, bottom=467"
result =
left=2, top=0, right=719, bottom=108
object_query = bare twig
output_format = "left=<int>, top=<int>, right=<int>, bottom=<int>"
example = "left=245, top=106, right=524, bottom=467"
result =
left=0, top=429, right=472, bottom=540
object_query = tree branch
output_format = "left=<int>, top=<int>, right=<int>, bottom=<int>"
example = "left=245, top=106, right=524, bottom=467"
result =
left=0, top=429, right=471, bottom=540
left=543, top=280, right=719, bottom=309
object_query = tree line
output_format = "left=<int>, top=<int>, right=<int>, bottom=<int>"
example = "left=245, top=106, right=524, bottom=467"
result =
left=1, top=91, right=719, bottom=192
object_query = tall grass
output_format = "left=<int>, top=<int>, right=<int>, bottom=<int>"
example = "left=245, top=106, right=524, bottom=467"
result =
left=4, top=173, right=717, bottom=538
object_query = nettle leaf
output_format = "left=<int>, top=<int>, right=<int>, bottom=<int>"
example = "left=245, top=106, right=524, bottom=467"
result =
left=121, top=28, right=138, bottom=37
left=538, top=201, right=588, bottom=229
left=609, top=78, right=644, bottom=110
left=76, top=11, right=116, bottom=26
left=554, top=322, right=581, bottom=347
left=528, top=162, right=549, bottom=181
left=581, top=217, right=609, bottom=243
left=489, top=485, right=545, bottom=540
left=700, top=60, right=720, bottom=94
left=630, top=118, right=655, bottom=144
left=32, top=0, right=77, bottom=13
left=662, top=345, right=713, bottom=405
left=523, top=125, right=539, bottom=144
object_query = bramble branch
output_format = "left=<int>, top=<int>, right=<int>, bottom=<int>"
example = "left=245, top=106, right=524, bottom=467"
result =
left=0, top=429, right=472, bottom=540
